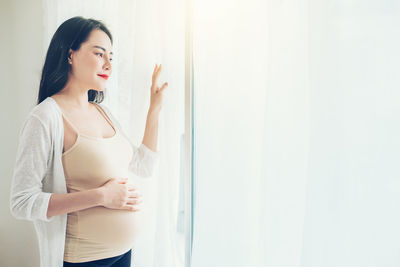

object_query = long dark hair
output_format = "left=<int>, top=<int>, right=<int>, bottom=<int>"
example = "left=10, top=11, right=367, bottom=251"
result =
left=37, top=16, right=113, bottom=105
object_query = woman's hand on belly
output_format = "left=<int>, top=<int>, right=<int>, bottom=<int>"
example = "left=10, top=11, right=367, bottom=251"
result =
left=98, top=178, right=143, bottom=211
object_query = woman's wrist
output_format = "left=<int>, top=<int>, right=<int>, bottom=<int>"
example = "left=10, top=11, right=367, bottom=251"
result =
left=91, top=187, right=105, bottom=206
left=148, top=106, right=161, bottom=117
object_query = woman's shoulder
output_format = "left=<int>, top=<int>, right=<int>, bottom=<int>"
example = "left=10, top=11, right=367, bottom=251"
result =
left=24, top=97, right=60, bottom=127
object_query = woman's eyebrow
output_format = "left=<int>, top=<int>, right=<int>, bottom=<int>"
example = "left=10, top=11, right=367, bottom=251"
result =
left=93, top=45, right=113, bottom=55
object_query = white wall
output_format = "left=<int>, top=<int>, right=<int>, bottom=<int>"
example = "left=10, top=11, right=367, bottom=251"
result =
left=0, top=0, right=45, bottom=266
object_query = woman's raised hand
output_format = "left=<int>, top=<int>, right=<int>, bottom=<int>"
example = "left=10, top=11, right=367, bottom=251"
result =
left=99, top=178, right=143, bottom=211
left=149, top=63, right=168, bottom=113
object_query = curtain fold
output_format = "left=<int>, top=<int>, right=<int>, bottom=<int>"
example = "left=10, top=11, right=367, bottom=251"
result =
left=42, top=1, right=185, bottom=266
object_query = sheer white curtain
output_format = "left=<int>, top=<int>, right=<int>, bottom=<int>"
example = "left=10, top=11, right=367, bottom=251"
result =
left=42, top=1, right=185, bottom=266
left=191, top=0, right=400, bottom=267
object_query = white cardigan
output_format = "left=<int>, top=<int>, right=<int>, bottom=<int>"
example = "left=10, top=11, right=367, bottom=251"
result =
left=9, top=96, right=160, bottom=267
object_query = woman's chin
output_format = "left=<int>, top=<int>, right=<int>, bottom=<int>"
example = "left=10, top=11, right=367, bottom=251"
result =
left=91, top=85, right=106, bottom=91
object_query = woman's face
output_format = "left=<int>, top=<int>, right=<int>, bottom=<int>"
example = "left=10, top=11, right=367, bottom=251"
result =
left=68, top=29, right=113, bottom=91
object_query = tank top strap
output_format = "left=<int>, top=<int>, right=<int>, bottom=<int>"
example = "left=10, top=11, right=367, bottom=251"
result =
left=60, top=103, right=116, bottom=137
left=61, top=112, right=80, bottom=135
left=92, top=103, right=116, bottom=132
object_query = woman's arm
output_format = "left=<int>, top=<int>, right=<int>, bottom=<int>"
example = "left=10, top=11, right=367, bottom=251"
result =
left=142, top=110, right=160, bottom=152
left=46, top=189, right=102, bottom=219
left=142, top=63, right=168, bottom=152
left=10, top=115, right=54, bottom=221
left=46, top=178, right=142, bottom=219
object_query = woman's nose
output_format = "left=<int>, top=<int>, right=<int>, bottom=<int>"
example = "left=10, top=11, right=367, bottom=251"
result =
left=104, top=58, right=111, bottom=71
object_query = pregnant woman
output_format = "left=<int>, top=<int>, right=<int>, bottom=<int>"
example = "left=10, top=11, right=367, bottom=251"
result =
left=9, top=16, right=168, bottom=267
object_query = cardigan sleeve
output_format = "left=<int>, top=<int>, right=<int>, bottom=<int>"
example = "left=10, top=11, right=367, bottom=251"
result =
left=96, top=103, right=160, bottom=177
left=128, top=142, right=160, bottom=177
left=9, top=114, right=54, bottom=222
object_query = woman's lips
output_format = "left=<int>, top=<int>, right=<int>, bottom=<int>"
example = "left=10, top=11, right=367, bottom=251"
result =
left=97, top=74, right=109, bottom=80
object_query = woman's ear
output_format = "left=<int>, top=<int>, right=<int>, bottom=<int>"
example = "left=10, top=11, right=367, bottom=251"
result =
left=68, top=49, right=73, bottom=62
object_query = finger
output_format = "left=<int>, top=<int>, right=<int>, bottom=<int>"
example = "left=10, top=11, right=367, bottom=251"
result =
left=118, top=179, right=128, bottom=184
left=126, top=198, right=143, bottom=205
left=127, top=184, right=138, bottom=191
left=126, top=182, right=137, bottom=188
left=157, top=64, right=162, bottom=75
left=153, top=63, right=161, bottom=74
left=153, top=64, right=159, bottom=77
left=128, top=192, right=141, bottom=198
left=122, top=205, right=140, bottom=211
left=129, top=195, right=143, bottom=200
left=125, top=204, right=142, bottom=211
left=152, top=64, right=162, bottom=85
left=152, top=64, right=160, bottom=84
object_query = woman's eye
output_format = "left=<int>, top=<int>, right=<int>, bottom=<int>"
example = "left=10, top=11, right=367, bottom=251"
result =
left=96, top=53, right=112, bottom=62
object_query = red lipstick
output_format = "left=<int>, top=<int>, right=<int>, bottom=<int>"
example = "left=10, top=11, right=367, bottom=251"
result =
left=97, top=74, right=109, bottom=80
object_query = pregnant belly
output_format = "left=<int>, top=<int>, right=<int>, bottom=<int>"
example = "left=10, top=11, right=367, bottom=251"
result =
left=67, top=206, right=144, bottom=247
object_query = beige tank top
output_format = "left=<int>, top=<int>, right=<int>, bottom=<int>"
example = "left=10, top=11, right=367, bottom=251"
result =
left=61, top=103, right=144, bottom=263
